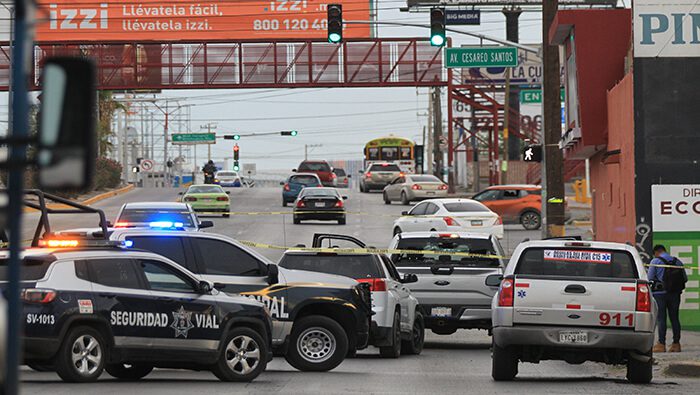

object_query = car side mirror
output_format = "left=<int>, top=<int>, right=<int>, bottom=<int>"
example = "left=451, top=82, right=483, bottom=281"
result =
left=267, top=264, right=279, bottom=285
left=37, top=57, right=96, bottom=190
left=485, top=274, right=503, bottom=287
left=650, top=281, right=664, bottom=292
left=279, top=181, right=285, bottom=186
left=401, top=211, right=409, bottom=216
left=199, top=220, right=214, bottom=229
left=342, top=196, right=348, bottom=200
left=347, top=175, right=352, bottom=178
left=178, top=192, right=183, bottom=195
left=225, top=191, right=230, bottom=194
left=401, top=273, right=418, bottom=284
left=198, top=280, right=213, bottom=294
left=292, top=169, right=297, bottom=172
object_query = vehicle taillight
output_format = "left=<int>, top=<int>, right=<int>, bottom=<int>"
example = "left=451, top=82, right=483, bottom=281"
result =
left=357, top=278, right=387, bottom=292
left=21, top=288, right=57, bottom=304
left=331, top=173, right=337, bottom=179
left=498, top=279, right=514, bottom=307
left=399, top=172, right=405, bottom=177
left=296, top=201, right=306, bottom=208
left=496, top=216, right=503, bottom=225
left=283, top=183, right=291, bottom=191
left=216, top=196, right=229, bottom=201
left=636, top=283, right=651, bottom=312
left=438, top=184, right=448, bottom=190
left=334, top=200, right=344, bottom=208
left=443, top=216, right=460, bottom=226
left=114, top=222, right=129, bottom=228
left=365, top=172, right=372, bottom=179
left=411, top=184, right=422, bottom=190
left=184, top=196, right=197, bottom=202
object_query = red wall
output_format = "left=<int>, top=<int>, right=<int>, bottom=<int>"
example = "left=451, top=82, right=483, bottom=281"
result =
left=590, top=73, right=636, bottom=243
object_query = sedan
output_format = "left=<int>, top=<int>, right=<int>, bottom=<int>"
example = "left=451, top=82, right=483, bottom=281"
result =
left=293, top=187, right=347, bottom=225
left=179, top=184, right=231, bottom=217
left=392, top=199, right=503, bottom=239
left=215, top=170, right=242, bottom=187
left=383, top=174, right=448, bottom=205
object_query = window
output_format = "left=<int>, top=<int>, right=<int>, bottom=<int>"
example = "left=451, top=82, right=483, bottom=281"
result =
left=473, top=190, right=501, bottom=201
left=515, top=248, right=638, bottom=279
left=443, top=202, right=491, bottom=213
left=333, top=168, right=346, bottom=177
left=392, top=177, right=405, bottom=185
left=399, top=147, right=412, bottom=160
left=290, top=175, right=321, bottom=186
left=117, top=209, right=196, bottom=227
left=299, top=188, right=340, bottom=198
left=502, top=190, right=521, bottom=199
left=127, top=237, right=188, bottom=268
left=87, top=259, right=142, bottom=289
left=368, top=147, right=380, bottom=160
left=409, top=175, right=440, bottom=183
left=394, top=237, right=498, bottom=267
left=381, top=147, right=399, bottom=161
left=0, top=257, right=55, bottom=281
left=298, top=162, right=331, bottom=172
left=409, top=203, right=428, bottom=216
left=139, top=260, right=196, bottom=293
left=192, top=238, right=265, bottom=276
left=425, top=203, right=439, bottom=215
left=527, top=189, right=541, bottom=196
left=279, top=254, right=381, bottom=279
left=369, top=163, right=401, bottom=172
left=187, top=185, right=224, bottom=194
left=381, top=256, right=402, bottom=281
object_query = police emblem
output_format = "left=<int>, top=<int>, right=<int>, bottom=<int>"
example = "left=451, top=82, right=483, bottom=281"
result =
left=171, top=306, right=195, bottom=338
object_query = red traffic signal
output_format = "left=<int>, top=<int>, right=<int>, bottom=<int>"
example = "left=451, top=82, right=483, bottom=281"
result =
left=233, top=144, right=240, bottom=152
left=233, top=144, right=240, bottom=160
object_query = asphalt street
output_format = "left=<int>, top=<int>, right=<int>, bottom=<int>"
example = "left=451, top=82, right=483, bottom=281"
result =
left=18, top=186, right=696, bottom=394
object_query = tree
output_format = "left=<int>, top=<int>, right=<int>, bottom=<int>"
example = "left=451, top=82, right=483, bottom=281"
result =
left=96, top=90, right=125, bottom=157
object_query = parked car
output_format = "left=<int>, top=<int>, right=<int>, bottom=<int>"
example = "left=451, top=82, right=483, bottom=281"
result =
left=472, top=185, right=543, bottom=230
left=359, top=162, right=403, bottom=192
left=333, top=168, right=350, bottom=188
left=293, top=187, right=347, bottom=225
left=281, top=173, right=323, bottom=207
left=390, top=232, right=505, bottom=335
left=383, top=174, right=448, bottom=205
left=215, top=171, right=242, bottom=187
left=393, top=199, right=503, bottom=239
left=295, top=160, right=337, bottom=187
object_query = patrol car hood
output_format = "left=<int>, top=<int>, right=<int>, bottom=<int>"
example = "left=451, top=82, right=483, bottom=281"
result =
left=278, top=267, right=359, bottom=288
left=216, top=290, right=266, bottom=307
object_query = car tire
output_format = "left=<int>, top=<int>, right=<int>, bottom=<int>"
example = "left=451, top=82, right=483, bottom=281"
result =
left=491, top=341, right=518, bottom=381
left=379, top=310, right=402, bottom=359
left=520, top=210, right=541, bottom=230
left=393, top=227, right=402, bottom=236
left=338, top=218, right=346, bottom=225
left=626, top=351, right=653, bottom=384
left=27, top=363, right=54, bottom=372
left=293, top=217, right=301, bottom=224
left=383, top=193, right=391, bottom=205
left=360, top=184, right=366, bottom=193
left=282, top=201, right=288, bottom=207
left=223, top=210, right=230, bottom=218
left=55, top=326, right=106, bottom=383
left=285, top=315, right=348, bottom=372
left=401, top=312, right=425, bottom=355
left=400, top=192, right=410, bottom=206
left=105, top=363, right=153, bottom=381
left=212, top=327, right=268, bottom=382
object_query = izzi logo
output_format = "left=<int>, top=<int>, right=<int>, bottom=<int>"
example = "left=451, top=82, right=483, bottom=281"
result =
left=49, top=3, right=109, bottom=30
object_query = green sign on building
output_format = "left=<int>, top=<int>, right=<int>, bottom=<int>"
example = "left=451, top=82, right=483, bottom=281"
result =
left=171, top=133, right=216, bottom=144
left=444, top=47, right=518, bottom=68
left=520, top=89, right=542, bottom=104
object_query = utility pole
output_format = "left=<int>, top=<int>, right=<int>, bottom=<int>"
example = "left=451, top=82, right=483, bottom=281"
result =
left=200, top=122, right=217, bottom=161
left=432, top=87, right=443, bottom=179
left=543, top=0, right=565, bottom=237
left=426, top=89, right=434, bottom=174
left=502, top=5, right=522, bottom=185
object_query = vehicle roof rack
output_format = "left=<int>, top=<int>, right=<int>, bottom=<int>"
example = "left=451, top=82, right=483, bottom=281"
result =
left=0, top=189, right=110, bottom=247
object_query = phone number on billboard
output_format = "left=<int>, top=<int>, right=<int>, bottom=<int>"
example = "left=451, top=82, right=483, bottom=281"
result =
left=253, top=18, right=329, bottom=31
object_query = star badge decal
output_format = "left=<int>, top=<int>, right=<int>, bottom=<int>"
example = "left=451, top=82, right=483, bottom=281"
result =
left=171, top=306, right=195, bottom=338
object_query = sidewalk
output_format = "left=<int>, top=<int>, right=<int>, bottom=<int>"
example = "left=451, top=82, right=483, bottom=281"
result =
left=654, top=330, right=700, bottom=378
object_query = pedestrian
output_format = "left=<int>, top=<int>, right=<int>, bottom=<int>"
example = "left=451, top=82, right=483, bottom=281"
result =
left=648, top=244, right=688, bottom=353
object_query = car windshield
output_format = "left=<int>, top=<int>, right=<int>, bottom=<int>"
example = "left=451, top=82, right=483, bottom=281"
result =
left=300, top=188, right=338, bottom=198
left=409, top=175, right=441, bottom=183
left=187, top=186, right=224, bottom=194
left=279, top=254, right=380, bottom=279
left=515, top=248, right=638, bottom=279
left=443, top=201, right=490, bottom=213
left=333, top=169, right=346, bottom=176
left=299, top=162, right=331, bottom=172
left=117, top=209, right=195, bottom=227
left=290, top=175, right=320, bottom=185
left=394, top=237, right=499, bottom=267
left=369, top=164, right=401, bottom=172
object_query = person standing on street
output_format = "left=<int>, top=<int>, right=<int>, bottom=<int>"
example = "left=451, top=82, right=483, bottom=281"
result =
left=648, top=245, right=688, bottom=353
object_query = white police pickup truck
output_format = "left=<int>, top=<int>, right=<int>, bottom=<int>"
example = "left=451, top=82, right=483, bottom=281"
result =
left=489, top=240, right=658, bottom=383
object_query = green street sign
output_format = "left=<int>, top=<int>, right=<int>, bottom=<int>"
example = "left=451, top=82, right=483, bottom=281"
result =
left=171, top=133, right=216, bottom=144
left=445, top=47, right=518, bottom=68
left=520, top=89, right=542, bottom=104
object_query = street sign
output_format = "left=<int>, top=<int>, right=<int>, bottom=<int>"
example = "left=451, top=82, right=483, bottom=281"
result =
left=445, top=47, right=518, bottom=68
left=445, top=10, right=480, bottom=25
left=242, top=163, right=257, bottom=175
left=171, top=133, right=216, bottom=145
left=140, top=159, right=155, bottom=171
left=520, top=89, right=542, bottom=104
left=522, top=145, right=542, bottom=163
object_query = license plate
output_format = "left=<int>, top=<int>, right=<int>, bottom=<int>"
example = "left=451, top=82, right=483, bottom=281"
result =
left=315, top=202, right=326, bottom=208
left=426, top=191, right=435, bottom=195
left=559, top=331, right=588, bottom=344
left=471, top=220, right=483, bottom=226
left=431, top=307, right=452, bottom=317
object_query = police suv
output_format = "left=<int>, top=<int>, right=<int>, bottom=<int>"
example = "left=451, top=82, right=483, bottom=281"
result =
left=489, top=240, right=658, bottom=383
left=1, top=241, right=272, bottom=383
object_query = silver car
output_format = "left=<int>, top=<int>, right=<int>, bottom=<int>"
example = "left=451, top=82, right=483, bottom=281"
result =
left=383, top=174, right=448, bottom=205
left=390, top=232, right=505, bottom=335
left=490, top=240, right=657, bottom=383
left=359, top=162, right=403, bottom=192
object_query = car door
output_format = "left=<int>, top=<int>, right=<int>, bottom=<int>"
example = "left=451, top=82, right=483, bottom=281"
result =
left=387, top=177, right=404, bottom=200
left=401, top=202, right=428, bottom=232
left=498, top=189, right=525, bottom=221
left=135, top=259, right=222, bottom=352
left=421, top=202, right=443, bottom=231
left=381, top=256, right=413, bottom=333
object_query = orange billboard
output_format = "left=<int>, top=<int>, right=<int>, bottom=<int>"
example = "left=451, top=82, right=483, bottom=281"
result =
left=36, top=0, right=371, bottom=42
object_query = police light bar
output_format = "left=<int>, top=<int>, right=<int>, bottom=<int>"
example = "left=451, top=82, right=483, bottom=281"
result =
left=38, top=239, right=127, bottom=248
left=149, top=221, right=185, bottom=229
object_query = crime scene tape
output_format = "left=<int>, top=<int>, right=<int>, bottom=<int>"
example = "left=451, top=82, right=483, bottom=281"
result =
left=237, top=240, right=507, bottom=260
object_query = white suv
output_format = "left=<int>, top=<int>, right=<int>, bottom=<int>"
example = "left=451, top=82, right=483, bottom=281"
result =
left=489, top=239, right=658, bottom=383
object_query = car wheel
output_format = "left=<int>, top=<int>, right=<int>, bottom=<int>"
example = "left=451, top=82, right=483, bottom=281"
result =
left=400, top=192, right=410, bottom=206
left=379, top=310, right=401, bottom=358
left=520, top=211, right=541, bottom=230
left=401, top=312, right=425, bottom=355
left=383, top=192, right=391, bottom=204
left=393, top=227, right=402, bottom=236
left=284, top=315, right=348, bottom=372
left=282, top=200, right=288, bottom=207
left=360, top=184, right=366, bottom=193
left=212, top=327, right=267, bottom=382
left=55, top=326, right=106, bottom=383
left=293, top=217, right=301, bottom=225
left=338, top=217, right=346, bottom=225
left=105, top=363, right=153, bottom=381
left=223, top=209, right=230, bottom=218
left=27, top=363, right=54, bottom=372
left=491, top=341, right=518, bottom=381
left=626, top=350, right=653, bottom=384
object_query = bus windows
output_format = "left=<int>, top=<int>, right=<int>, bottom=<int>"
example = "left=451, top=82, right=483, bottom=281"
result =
left=368, top=147, right=380, bottom=160
left=400, top=147, right=412, bottom=160
left=381, top=147, right=398, bottom=161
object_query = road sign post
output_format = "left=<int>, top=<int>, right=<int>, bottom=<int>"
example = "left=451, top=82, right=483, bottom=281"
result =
left=445, top=47, right=518, bottom=68
left=171, top=133, right=216, bottom=145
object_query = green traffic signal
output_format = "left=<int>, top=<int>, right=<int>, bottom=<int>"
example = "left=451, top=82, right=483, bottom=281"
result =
left=328, top=33, right=341, bottom=43
left=233, top=134, right=241, bottom=140
left=430, top=7, right=446, bottom=47
left=281, top=130, right=298, bottom=136
left=430, top=34, right=445, bottom=46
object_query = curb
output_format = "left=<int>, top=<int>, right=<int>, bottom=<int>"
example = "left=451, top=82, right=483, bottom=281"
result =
left=572, top=220, right=592, bottom=227
left=23, top=184, right=135, bottom=213
left=664, top=361, right=700, bottom=377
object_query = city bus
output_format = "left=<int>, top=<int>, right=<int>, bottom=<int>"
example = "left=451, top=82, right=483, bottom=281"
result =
left=363, top=136, right=416, bottom=173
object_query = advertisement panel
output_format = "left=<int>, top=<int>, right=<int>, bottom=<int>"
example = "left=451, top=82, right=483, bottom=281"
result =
left=36, top=0, right=371, bottom=42
left=406, top=1, right=617, bottom=6
left=634, top=0, right=700, bottom=57
left=652, top=184, right=700, bottom=331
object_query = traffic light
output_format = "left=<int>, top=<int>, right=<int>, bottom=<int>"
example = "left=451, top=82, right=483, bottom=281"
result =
left=233, top=144, right=240, bottom=161
left=224, top=134, right=241, bottom=140
left=281, top=130, right=298, bottom=136
left=327, top=4, right=342, bottom=43
left=430, top=8, right=446, bottom=47
left=233, top=162, right=240, bottom=172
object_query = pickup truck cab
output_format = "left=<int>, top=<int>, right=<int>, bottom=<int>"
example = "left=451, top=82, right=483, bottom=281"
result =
left=490, top=240, right=658, bottom=383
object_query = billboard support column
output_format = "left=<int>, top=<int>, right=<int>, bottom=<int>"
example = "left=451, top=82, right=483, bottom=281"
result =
left=504, top=5, right=522, bottom=162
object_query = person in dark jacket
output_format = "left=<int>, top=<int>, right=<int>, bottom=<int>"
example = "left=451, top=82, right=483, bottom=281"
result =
left=648, top=244, right=687, bottom=353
